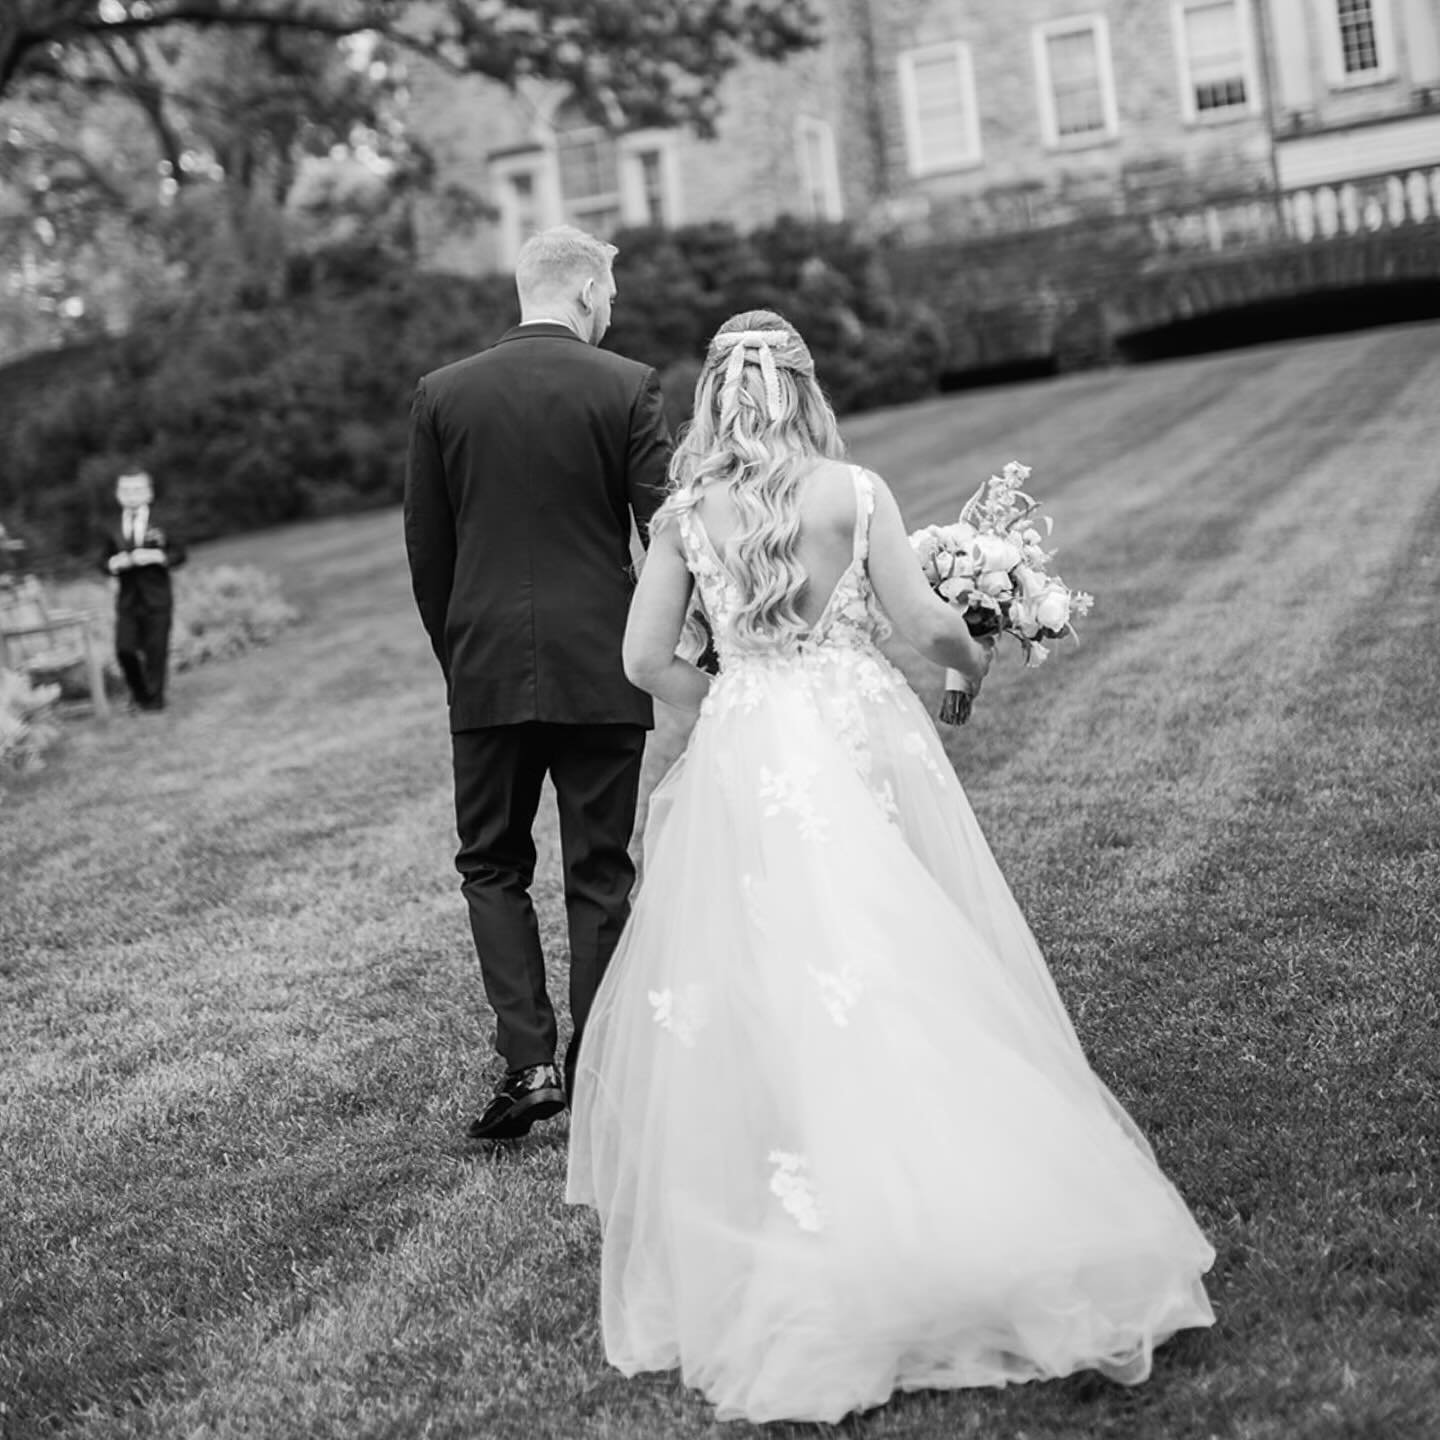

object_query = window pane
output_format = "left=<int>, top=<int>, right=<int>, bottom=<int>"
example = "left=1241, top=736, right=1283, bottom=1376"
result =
left=1047, top=28, right=1107, bottom=137
left=509, top=172, right=538, bottom=235
left=909, top=49, right=975, bottom=168
left=556, top=118, right=620, bottom=234
left=1337, top=0, right=1380, bottom=74
left=558, top=132, right=619, bottom=204
left=636, top=150, right=667, bottom=227
left=1185, top=0, right=1248, bottom=111
left=797, top=120, right=840, bottom=219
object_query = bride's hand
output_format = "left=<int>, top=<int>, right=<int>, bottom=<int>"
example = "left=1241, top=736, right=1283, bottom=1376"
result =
left=970, top=633, right=997, bottom=684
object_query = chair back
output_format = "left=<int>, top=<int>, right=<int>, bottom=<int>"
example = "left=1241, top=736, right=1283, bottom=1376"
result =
left=0, top=576, right=50, bottom=631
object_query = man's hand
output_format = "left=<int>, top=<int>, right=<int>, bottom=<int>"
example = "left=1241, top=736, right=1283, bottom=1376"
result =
left=107, top=552, right=133, bottom=574
left=129, top=547, right=166, bottom=566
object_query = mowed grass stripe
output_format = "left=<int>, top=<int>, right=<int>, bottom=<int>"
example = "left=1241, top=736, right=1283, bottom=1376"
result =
left=1065, top=491, right=1440, bottom=1439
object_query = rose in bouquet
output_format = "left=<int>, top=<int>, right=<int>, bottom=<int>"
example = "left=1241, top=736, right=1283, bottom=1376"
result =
left=910, top=461, right=1093, bottom=725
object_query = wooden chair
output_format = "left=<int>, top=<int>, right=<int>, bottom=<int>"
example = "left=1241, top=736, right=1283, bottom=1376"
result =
left=0, top=576, right=110, bottom=720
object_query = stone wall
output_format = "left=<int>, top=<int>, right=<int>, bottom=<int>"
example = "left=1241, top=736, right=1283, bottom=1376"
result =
left=859, top=0, right=1275, bottom=240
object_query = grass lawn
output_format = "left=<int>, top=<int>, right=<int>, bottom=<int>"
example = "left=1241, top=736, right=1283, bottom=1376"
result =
left=2, top=323, right=1438, bottom=1440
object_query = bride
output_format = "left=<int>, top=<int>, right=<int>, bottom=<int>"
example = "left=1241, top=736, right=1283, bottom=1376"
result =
left=565, top=309, right=1215, bottom=1424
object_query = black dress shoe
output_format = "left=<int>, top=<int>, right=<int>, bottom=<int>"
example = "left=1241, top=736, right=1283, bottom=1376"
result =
left=467, top=1063, right=566, bottom=1141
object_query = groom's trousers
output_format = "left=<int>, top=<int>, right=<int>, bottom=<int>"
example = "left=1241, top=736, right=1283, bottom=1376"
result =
left=452, top=721, right=646, bottom=1085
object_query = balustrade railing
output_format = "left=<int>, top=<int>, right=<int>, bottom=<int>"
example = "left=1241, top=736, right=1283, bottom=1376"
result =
left=1283, top=166, right=1440, bottom=242
left=1147, top=165, right=1440, bottom=256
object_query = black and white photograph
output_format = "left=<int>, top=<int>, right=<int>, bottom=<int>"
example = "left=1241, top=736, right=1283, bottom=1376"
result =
left=2, top=1, right=1437, bottom=1437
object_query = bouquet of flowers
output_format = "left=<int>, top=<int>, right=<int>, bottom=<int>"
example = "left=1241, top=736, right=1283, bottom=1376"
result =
left=910, top=461, right=1093, bottom=725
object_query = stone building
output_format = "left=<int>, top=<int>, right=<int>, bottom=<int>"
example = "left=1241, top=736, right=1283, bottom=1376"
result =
left=406, top=1, right=875, bottom=274
left=408, top=0, right=1440, bottom=367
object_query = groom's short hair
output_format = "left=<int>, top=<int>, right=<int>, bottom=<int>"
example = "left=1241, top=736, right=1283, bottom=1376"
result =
left=515, top=226, right=617, bottom=302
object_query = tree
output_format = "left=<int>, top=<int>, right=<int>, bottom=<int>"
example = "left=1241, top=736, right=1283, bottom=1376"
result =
left=0, top=2, right=821, bottom=132
left=0, top=0, right=819, bottom=357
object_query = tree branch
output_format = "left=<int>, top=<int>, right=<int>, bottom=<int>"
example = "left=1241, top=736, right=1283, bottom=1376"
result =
left=71, top=4, right=465, bottom=76
left=97, top=33, right=189, bottom=189
left=0, top=1, right=461, bottom=99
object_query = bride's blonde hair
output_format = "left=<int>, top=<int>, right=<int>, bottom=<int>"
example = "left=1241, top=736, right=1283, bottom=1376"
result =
left=655, top=309, right=845, bottom=652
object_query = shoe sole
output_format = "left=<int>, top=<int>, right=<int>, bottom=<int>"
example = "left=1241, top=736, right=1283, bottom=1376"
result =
left=467, top=1088, right=566, bottom=1141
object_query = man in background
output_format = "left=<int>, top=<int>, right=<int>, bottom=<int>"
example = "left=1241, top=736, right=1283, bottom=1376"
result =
left=404, top=226, right=671, bottom=1141
left=101, top=470, right=186, bottom=713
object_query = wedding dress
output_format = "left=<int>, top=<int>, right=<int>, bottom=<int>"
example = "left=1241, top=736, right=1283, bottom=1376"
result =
left=566, top=466, right=1215, bottom=1424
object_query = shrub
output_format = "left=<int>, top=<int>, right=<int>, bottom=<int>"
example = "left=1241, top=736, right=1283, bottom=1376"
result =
left=607, top=218, right=949, bottom=426
left=1, top=271, right=517, bottom=564
left=659, top=358, right=704, bottom=434
left=0, top=218, right=946, bottom=560
left=169, top=564, right=301, bottom=671
left=0, top=667, right=61, bottom=777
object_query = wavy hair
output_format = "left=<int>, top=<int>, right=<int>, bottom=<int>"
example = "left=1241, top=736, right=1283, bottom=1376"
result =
left=655, top=309, right=845, bottom=653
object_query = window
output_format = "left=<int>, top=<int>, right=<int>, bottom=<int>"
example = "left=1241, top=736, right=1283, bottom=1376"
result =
left=1175, top=0, right=1257, bottom=120
left=556, top=126, right=622, bottom=236
left=898, top=43, right=982, bottom=176
left=508, top=171, right=539, bottom=236
left=795, top=117, right=843, bottom=220
left=1338, top=0, right=1381, bottom=74
left=618, top=132, right=680, bottom=229
left=635, top=149, right=668, bottom=226
left=490, top=118, right=678, bottom=263
left=489, top=151, right=551, bottom=269
left=1322, top=0, right=1396, bottom=86
left=1034, top=17, right=1119, bottom=146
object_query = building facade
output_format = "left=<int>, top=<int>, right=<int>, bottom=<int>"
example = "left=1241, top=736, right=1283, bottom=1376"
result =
left=405, top=0, right=1440, bottom=370
left=411, top=0, right=1440, bottom=271
left=406, top=0, right=876, bottom=274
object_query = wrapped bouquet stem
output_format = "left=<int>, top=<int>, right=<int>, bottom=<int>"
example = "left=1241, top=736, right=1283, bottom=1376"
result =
left=939, top=671, right=976, bottom=726
left=911, top=461, right=1093, bottom=725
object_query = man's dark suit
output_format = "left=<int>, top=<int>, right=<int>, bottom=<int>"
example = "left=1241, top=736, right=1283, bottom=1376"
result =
left=403, top=322, right=671, bottom=1090
left=99, top=519, right=186, bottom=710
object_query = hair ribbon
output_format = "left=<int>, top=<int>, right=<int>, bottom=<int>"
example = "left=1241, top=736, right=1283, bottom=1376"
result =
left=715, top=329, right=787, bottom=417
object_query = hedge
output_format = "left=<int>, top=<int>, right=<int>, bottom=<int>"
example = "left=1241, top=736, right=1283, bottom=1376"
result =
left=1, top=219, right=947, bottom=563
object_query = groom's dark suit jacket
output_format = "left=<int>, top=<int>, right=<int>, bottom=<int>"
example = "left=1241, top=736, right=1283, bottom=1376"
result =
left=404, top=323, right=671, bottom=731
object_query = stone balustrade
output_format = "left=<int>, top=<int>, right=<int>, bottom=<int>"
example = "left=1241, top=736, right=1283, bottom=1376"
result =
left=1147, top=166, right=1440, bottom=256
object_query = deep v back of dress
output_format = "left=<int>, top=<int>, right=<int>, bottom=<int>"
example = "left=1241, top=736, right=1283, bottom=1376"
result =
left=676, top=463, right=890, bottom=669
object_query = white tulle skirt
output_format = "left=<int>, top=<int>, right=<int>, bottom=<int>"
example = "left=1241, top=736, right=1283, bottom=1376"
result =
left=566, top=649, right=1215, bottom=1424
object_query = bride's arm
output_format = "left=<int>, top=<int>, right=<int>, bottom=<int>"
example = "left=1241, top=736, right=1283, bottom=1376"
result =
left=623, top=525, right=713, bottom=714
left=865, top=475, right=993, bottom=689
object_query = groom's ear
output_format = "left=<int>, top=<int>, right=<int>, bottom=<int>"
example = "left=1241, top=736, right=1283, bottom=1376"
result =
left=579, top=277, right=595, bottom=311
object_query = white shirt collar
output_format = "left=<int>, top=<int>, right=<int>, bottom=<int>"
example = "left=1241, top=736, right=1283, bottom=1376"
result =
left=517, top=317, right=580, bottom=336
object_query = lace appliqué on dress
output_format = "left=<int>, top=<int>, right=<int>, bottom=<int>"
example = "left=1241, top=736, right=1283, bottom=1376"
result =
left=759, top=762, right=829, bottom=843
left=807, top=960, right=865, bottom=1026
left=768, top=1150, right=823, bottom=1233
left=649, top=986, right=708, bottom=1048
left=902, top=728, right=951, bottom=786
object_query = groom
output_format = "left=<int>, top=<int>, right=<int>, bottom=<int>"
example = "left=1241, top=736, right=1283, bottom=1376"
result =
left=404, top=226, right=671, bottom=1141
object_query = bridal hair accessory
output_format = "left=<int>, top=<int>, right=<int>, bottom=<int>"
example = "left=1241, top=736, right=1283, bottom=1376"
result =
left=714, top=329, right=790, bottom=417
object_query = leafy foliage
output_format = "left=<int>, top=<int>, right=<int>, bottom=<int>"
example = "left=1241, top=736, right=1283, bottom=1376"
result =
left=1, top=2, right=820, bottom=124
left=0, top=218, right=948, bottom=562
left=0, top=2, right=819, bottom=355
left=0, top=664, right=60, bottom=776
left=0, top=267, right=519, bottom=558
left=608, top=218, right=950, bottom=422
